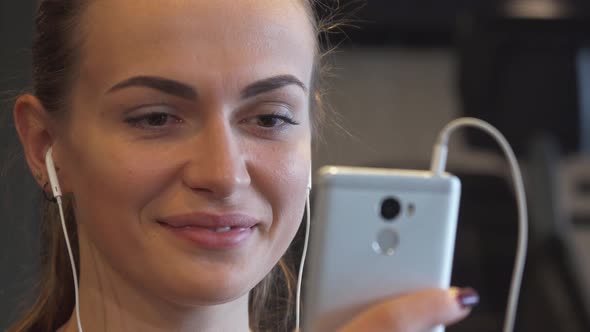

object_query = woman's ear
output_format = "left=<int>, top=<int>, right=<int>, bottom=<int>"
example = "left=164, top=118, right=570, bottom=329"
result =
left=13, top=94, right=55, bottom=189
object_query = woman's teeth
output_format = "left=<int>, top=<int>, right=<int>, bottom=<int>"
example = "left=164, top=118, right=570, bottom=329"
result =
left=213, top=227, right=249, bottom=233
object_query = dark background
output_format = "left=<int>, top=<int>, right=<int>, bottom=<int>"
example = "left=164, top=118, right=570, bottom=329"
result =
left=1, top=0, right=41, bottom=329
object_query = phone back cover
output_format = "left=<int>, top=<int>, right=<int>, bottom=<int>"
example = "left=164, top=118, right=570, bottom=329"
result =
left=303, top=166, right=461, bottom=332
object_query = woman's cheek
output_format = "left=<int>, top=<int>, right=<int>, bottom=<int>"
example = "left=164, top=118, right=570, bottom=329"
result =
left=253, top=144, right=309, bottom=239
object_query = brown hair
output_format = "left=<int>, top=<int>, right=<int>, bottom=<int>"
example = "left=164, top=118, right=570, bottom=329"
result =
left=7, top=1, right=338, bottom=331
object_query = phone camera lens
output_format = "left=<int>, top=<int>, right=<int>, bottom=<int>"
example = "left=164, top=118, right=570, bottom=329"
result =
left=380, top=197, right=401, bottom=220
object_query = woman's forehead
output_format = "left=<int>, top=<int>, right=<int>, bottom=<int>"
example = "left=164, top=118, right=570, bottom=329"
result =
left=77, top=0, right=316, bottom=96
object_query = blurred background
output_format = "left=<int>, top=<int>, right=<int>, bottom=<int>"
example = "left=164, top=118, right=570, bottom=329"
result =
left=2, top=1, right=590, bottom=331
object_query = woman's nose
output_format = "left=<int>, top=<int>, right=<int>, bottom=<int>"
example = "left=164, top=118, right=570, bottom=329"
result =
left=182, top=118, right=251, bottom=199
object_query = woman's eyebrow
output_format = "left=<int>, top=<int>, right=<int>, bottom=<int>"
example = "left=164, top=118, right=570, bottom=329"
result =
left=241, top=74, right=307, bottom=99
left=107, top=76, right=198, bottom=100
left=106, top=74, right=306, bottom=100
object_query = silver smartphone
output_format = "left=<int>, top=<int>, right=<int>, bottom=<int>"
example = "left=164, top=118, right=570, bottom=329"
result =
left=302, top=166, right=461, bottom=332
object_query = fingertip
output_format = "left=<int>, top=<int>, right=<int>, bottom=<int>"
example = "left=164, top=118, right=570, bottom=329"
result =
left=450, top=287, right=480, bottom=310
left=397, top=287, right=478, bottom=330
left=444, top=287, right=479, bottom=326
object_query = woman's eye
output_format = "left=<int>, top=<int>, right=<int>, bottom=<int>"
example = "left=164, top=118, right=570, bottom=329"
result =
left=144, top=113, right=170, bottom=126
left=125, top=112, right=182, bottom=129
left=253, top=114, right=300, bottom=128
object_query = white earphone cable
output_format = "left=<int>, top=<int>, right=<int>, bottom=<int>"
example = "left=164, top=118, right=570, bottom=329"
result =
left=295, top=194, right=311, bottom=332
left=430, top=117, right=528, bottom=332
left=56, top=196, right=84, bottom=332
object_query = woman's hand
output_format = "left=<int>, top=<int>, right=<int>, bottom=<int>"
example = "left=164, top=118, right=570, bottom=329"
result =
left=337, top=287, right=478, bottom=332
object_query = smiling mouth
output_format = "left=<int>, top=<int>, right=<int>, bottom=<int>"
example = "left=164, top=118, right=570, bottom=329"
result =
left=156, top=217, right=257, bottom=250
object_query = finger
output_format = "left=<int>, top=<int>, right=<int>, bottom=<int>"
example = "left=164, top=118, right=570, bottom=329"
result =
left=338, top=287, right=479, bottom=332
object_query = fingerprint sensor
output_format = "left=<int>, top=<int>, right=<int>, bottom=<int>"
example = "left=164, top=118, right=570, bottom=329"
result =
left=372, top=228, right=399, bottom=256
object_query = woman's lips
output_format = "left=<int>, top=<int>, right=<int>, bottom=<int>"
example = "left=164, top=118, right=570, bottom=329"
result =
left=157, top=213, right=259, bottom=250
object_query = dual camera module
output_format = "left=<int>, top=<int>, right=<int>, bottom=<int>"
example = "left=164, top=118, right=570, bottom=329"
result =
left=374, top=196, right=407, bottom=256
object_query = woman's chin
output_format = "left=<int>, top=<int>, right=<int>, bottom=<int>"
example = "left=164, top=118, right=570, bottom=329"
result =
left=159, top=273, right=256, bottom=307
left=168, top=288, right=250, bottom=308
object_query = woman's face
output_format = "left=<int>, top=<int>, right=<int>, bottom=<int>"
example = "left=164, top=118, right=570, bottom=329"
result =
left=55, top=0, right=314, bottom=305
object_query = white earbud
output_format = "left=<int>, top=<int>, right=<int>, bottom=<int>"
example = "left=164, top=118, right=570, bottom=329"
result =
left=44, top=146, right=83, bottom=332
left=45, top=146, right=62, bottom=198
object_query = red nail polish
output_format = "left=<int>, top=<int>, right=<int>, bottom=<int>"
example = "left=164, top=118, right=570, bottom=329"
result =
left=457, top=287, right=479, bottom=309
